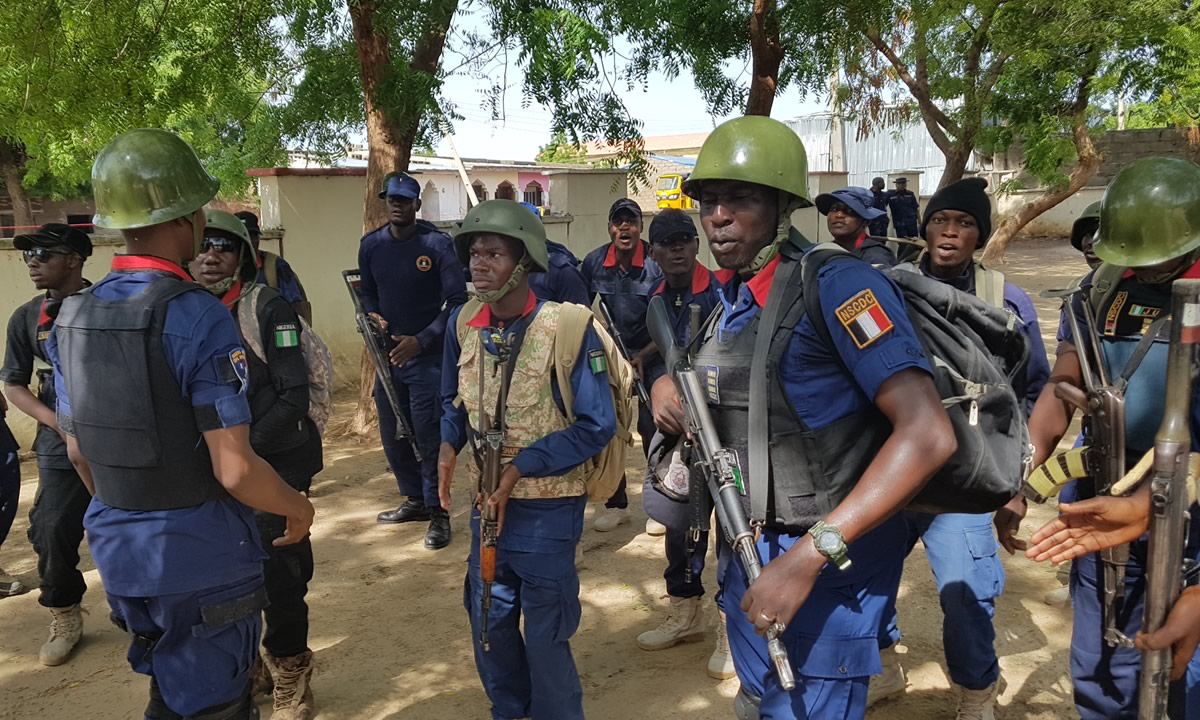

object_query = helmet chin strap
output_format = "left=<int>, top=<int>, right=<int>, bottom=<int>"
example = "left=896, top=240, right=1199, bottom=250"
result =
left=182, top=211, right=204, bottom=263
left=476, top=257, right=529, bottom=304
left=741, top=190, right=807, bottom=277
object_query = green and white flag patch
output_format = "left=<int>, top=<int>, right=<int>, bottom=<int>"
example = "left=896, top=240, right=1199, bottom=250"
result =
left=588, top=349, right=607, bottom=375
left=274, top=323, right=300, bottom=348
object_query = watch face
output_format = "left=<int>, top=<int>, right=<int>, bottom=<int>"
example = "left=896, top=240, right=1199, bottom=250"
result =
left=817, top=532, right=841, bottom=553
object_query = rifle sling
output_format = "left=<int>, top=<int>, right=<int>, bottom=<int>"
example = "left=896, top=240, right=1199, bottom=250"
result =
left=1116, top=315, right=1170, bottom=391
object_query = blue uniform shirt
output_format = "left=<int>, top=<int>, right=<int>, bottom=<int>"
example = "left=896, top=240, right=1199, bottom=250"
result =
left=919, top=259, right=1050, bottom=416
left=440, top=295, right=616, bottom=479
left=358, top=223, right=468, bottom=357
left=48, top=258, right=266, bottom=597
left=580, top=241, right=663, bottom=353
left=720, top=252, right=932, bottom=428
left=530, top=241, right=589, bottom=305
left=644, top=263, right=723, bottom=389
left=888, top=190, right=920, bottom=233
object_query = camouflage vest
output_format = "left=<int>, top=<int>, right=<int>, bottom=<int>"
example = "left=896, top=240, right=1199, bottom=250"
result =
left=458, top=302, right=588, bottom=500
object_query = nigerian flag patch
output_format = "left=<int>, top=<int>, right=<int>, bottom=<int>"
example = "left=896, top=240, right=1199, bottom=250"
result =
left=588, top=349, right=607, bottom=375
left=274, top=323, right=300, bottom=348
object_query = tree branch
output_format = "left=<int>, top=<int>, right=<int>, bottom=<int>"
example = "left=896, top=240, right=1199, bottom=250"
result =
left=865, top=28, right=959, bottom=150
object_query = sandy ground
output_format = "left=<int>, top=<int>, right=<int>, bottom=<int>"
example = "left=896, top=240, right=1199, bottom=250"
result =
left=0, top=239, right=1090, bottom=720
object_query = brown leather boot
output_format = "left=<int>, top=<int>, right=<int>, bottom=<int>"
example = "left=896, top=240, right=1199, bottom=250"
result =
left=263, top=650, right=315, bottom=720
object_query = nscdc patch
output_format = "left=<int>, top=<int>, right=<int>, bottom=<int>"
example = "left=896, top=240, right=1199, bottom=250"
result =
left=229, top=349, right=249, bottom=393
left=835, top=289, right=894, bottom=349
left=416, top=255, right=433, bottom=272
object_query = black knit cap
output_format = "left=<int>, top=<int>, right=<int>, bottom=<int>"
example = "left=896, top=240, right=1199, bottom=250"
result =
left=920, top=177, right=992, bottom=247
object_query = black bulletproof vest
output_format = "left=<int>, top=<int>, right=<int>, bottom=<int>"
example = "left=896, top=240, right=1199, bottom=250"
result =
left=693, top=239, right=890, bottom=534
left=55, top=276, right=227, bottom=511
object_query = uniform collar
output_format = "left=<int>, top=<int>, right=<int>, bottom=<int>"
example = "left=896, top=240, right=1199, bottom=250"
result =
left=111, top=255, right=192, bottom=282
left=466, top=290, right=538, bottom=328
left=655, top=264, right=712, bottom=296
left=603, top=241, right=645, bottom=269
left=745, top=256, right=781, bottom=308
left=38, top=280, right=91, bottom=327
left=852, top=229, right=869, bottom=250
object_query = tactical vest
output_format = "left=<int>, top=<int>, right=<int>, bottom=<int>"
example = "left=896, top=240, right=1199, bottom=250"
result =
left=457, top=302, right=589, bottom=500
left=694, top=239, right=890, bottom=534
left=55, top=276, right=227, bottom=511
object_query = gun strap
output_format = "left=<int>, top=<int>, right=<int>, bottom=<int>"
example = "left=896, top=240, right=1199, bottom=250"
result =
left=1116, top=316, right=1170, bottom=391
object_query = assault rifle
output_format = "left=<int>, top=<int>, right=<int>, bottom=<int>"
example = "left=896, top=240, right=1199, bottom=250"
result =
left=1138, top=279, right=1200, bottom=719
left=475, top=330, right=513, bottom=653
left=647, top=295, right=796, bottom=690
left=342, top=270, right=421, bottom=462
left=1024, top=282, right=1130, bottom=648
left=597, top=298, right=651, bottom=406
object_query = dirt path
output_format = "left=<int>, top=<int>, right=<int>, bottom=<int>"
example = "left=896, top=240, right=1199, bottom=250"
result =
left=0, top=239, right=1088, bottom=719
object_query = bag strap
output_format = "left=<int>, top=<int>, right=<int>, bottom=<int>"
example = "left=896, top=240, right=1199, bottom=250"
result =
left=1116, top=315, right=1171, bottom=390
left=553, top=303, right=594, bottom=423
left=1088, top=263, right=1126, bottom=317
left=746, top=234, right=822, bottom=523
left=237, top=285, right=267, bottom=364
left=974, top=264, right=1006, bottom=308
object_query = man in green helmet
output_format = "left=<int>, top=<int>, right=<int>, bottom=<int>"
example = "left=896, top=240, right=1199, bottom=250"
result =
left=1071, top=200, right=1103, bottom=269
left=191, top=209, right=322, bottom=720
left=649, top=115, right=955, bottom=720
left=45, top=129, right=314, bottom=720
left=436, top=199, right=617, bottom=720
left=1010, top=156, right=1200, bottom=718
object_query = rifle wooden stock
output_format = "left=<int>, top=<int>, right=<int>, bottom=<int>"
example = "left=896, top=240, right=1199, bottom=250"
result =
left=1138, top=279, right=1200, bottom=719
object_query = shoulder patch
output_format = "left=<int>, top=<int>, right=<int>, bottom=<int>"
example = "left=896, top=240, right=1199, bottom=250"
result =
left=834, top=289, right=894, bottom=349
left=274, top=322, right=300, bottom=348
left=228, top=349, right=249, bottom=393
left=588, top=349, right=607, bottom=375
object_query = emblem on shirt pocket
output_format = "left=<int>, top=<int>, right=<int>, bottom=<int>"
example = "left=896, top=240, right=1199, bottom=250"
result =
left=835, top=289, right=894, bottom=349
left=416, top=255, right=433, bottom=272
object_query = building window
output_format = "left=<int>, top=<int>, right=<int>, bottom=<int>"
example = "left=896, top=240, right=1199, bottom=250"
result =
left=496, top=181, right=515, bottom=201
left=0, top=214, right=13, bottom=239
left=67, top=214, right=94, bottom=233
left=472, top=181, right=488, bottom=202
left=523, top=181, right=544, bottom=207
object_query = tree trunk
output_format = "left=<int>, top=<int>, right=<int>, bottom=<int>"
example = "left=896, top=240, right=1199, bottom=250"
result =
left=347, top=0, right=456, bottom=436
left=938, top=146, right=973, bottom=189
left=981, top=124, right=1102, bottom=264
left=0, top=142, right=34, bottom=230
left=746, top=0, right=783, bottom=116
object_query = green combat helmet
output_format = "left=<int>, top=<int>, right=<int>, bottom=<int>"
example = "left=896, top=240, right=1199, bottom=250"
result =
left=682, top=115, right=811, bottom=207
left=454, top=200, right=548, bottom=303
left=1070, top=201, right=1101, bottom=251
left=92, top=129, right=219, bottom=230
left=453, top=199, right=549, bottom=272
left=203, top=208, right=252, bottom=246
left=1095, top=157, right=1200, bottom=267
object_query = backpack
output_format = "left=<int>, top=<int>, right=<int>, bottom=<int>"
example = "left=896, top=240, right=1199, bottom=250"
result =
left=800, top=245, right=1031, bottom=515
left=237, top=284, right=335, bottom=434
left=454, top=298, right=637, bottom=501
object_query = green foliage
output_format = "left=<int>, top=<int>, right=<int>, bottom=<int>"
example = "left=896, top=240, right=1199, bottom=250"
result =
left=0, top=0, right=288, bottom=199
left=535, top=131, right=590, bottom=163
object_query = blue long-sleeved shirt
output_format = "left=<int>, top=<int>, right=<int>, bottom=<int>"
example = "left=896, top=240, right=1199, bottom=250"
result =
left=580, top=240, right=663, bottom=353
left=530, top=241, right=589, bottom=305
left=358, top=223, right=467, bottom=356
left=441, top=299, right=616, bottom=478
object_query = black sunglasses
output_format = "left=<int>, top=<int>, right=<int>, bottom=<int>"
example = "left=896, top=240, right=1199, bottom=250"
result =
left=22, top=247, right=72, bottom=263
left=201, top=237, right=241, bottom=254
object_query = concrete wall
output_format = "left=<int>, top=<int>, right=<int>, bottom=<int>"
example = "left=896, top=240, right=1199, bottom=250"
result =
left=994, top=186, right=1105, bottom=237
left=546, top=170, right=630, bottom=258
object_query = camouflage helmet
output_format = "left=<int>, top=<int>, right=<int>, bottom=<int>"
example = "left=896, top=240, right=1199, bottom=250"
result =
left=1095, top=157, right=1200, bottom=267
left=92, top=129, right=220, bottom=230
left=682, top=116, right=811, bottom=207
left=453, top=200, right=549, bottom=272
left=1070, top=201, right=1101, bottom=251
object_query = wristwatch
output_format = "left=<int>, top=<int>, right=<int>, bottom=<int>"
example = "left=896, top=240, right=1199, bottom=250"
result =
left=808, top=520, right=852, bottom=571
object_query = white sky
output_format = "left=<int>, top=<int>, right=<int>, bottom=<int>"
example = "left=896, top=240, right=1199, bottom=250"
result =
left=432, top=13, right=828, bottom=161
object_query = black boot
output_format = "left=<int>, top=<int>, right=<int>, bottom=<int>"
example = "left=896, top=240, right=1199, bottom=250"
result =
left=377, top=498, right=431, bottom=524
left=424, top=508, right=451, bottom=549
